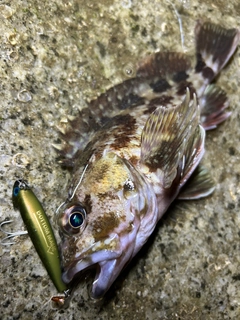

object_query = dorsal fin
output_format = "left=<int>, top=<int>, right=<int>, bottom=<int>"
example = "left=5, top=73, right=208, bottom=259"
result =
left=55, top=78, right=146, bottom=166
left=199, top=84, right=230, bottom=130
left=137, top=52, right=191, bottom=79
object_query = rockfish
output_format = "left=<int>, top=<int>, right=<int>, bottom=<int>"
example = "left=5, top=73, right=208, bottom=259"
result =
left=55, top=21, right=240, bottom=299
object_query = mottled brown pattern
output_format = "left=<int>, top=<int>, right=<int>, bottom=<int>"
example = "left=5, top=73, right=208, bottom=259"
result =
left=150, top=78, right=171, bottom=93
left=202, top=67, right=215, bottom=80
left=137, top=52, right=191, bottom=78
left=120, top=93, right=144, bottom=110
left=148, top=95, right=173, bottom=107
left=91, top=163, right=110, bottom=183
left=195, top=53, right=214, bottom=81
left=129, top=155, right=139, bottom=166
left=109, top=114, right=137, bottom=150
left=195, top=53, right=206, bottom=73
left=172, top=70, right=189, bottom=83
left=142, top=95, right=173, bottom=116
left=177, top=81, right=196, bottom=97
left=92, top=212, right=120, bottom=240
left=143, top=104, right=157, bottom=115
left=61, top=237, right=78, bottom=267
left=84, top=194, right=92, bottom=214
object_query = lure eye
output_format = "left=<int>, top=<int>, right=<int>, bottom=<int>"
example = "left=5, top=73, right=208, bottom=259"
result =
left=13, top=186, right=20, bottom=197
left=12, top=180, right=29, bottom=197
left=59, top=203, right=87, bottom=235
left=12, top=180, right=30, bottom=209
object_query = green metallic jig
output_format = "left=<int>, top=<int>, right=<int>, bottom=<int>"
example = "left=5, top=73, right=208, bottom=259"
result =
left=12, top=180, right=69, bottom=296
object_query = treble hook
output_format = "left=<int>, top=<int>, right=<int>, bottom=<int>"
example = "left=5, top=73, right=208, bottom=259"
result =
left=0, top=220, right=27, bottom=245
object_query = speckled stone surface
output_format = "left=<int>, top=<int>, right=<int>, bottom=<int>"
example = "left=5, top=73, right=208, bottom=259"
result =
left=0, top=1, right=240, bottom=319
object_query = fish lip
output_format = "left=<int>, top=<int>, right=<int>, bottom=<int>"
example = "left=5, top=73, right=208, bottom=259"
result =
left=62, top=240, right=122, bottom=284
left=62, top=253, right=120, bottom=284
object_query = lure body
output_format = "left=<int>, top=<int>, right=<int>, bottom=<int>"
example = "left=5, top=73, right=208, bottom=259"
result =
left=12, top=180, right=67, bottom=293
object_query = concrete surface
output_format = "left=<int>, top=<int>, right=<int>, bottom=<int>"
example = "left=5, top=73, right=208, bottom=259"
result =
left=0, top=0, right=240, bottom=319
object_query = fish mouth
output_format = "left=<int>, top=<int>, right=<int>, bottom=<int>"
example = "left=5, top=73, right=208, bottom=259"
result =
left=62, top=235, right=124, bottom=299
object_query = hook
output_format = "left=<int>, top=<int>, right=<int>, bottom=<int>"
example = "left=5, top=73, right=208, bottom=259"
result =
left=0, top=220, right=27, bottom=245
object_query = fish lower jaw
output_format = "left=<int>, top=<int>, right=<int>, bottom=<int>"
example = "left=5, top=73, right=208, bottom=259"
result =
left=62, top=259, right=118, bottom=300
left=62, top=248, right=121, bottom=283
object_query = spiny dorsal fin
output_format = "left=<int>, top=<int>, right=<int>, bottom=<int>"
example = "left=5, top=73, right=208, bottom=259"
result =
left=140, top=88, right=202, bottom=188
left=178, top=165, right=215, bottom=200
left=54, top=107, right=101, bottom=167
left=55, top=79, right=145, bottom=165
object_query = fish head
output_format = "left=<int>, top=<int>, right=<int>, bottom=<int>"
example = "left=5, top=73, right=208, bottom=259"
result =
left=57, top=152, right=157, bottom=299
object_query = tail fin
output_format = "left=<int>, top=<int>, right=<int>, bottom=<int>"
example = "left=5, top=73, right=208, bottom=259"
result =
left=195, top=21, right=240, bottom=81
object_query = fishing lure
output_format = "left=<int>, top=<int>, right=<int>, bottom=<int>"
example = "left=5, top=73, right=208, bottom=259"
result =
left=12, top=180, right=69, bottom=297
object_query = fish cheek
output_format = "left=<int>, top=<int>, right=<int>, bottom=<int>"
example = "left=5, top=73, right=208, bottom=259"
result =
left=91, top=211, right=121, bottom=241
left=61, top=236, right=78, bottom=268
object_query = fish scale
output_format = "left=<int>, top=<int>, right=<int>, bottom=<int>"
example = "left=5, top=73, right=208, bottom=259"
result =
left=54, top=21, right=240, bottom=300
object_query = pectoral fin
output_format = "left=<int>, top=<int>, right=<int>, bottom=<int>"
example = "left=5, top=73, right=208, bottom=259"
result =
left=140, top=88, right=203, bottom=189
left=178, top=124, right=205, bottom=188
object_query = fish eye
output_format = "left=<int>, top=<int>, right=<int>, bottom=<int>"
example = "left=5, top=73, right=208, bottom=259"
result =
left=69, top=210, right=85, bottom=229
left=60, top=203, right=87, bottom=235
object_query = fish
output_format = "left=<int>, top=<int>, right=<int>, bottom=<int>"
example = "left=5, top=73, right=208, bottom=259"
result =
left=55, top=21, right=240, bottom=299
